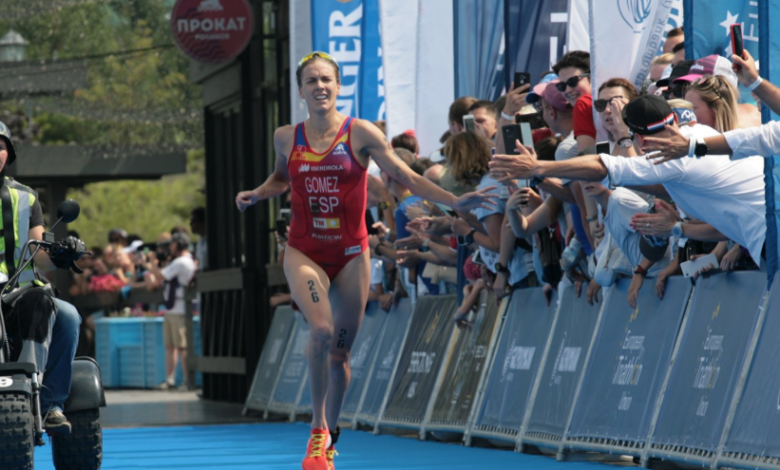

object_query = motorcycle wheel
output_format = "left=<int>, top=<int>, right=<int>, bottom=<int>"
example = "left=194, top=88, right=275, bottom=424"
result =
left=0, top=391, right=35, bottom=470
left=51, top=408, right=102, bottom=470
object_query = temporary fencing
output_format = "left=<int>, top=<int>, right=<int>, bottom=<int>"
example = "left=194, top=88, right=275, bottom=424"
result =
left=466, top=287, right=558, bottom=445
left=424, top=290, right=503, bottom=437
left=376, top=295, right=458, bottom=433
left=646, top=271, right=766, bottom=467
left=264, top=311, right=311, bottom=420
left=243, top=305, right=297, bottom=415
left=244, top=271, right=780, bottom=469
left=563, top=276, right=692, bottom=458
left=338, top=302, right=388, bottom=426
left=353, top=298, right=415, bottom=427
left=519, top=283, right=603, bottom=452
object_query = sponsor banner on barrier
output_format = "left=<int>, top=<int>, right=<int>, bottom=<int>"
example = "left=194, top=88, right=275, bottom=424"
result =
left=567, top=277, right=691, bottom=443
left=428, top=291, right=501, bottom=427
left=380, top=295, right=458, bottom=425
left=524, top=284, right=601, bottom=440
left=724, top=278, right=780, bottom=458
left=471, top=288, right=557, bottom=439
left=340, top=302, right=387, bottom=417
left=244, top=306, right=297, bottom=413
left=356, top=298, right=414, bottom=423
left=268, top=313, right=310, bottom=413
left=650, top=272, right=765, bottom=453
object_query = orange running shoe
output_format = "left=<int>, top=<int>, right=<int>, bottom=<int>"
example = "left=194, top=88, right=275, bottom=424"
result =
left=326, top=445, right=338, bottom=470
left=302, top=428, right=331, bottom=470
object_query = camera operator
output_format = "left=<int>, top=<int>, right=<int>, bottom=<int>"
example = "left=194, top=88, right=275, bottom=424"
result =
left=0, top=121, right=82, bottom=433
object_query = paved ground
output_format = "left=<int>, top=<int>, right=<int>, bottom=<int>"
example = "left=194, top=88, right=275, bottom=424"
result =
left=102, top=389, right=262, bottom=428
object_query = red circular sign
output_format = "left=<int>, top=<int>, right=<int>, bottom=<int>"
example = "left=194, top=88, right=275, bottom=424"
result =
left=171, top=0, right=254, bottom=63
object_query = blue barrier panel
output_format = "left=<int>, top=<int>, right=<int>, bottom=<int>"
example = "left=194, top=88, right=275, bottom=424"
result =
left=565, top=277, right=691, bottom=453
left=522, top=284, right=602, bottom=449
left=468, top=288, right=557, bottom=443
left=244, top=306, right=297, bottom=414
left=378, top=295, right=458, bottom=430
left=355, top=298, right=414, bottom=426
left=426, top=291, right=503, bottom=433
left=649, top=272, right=766, bottom=464
left=339, top=302, right=388, bottom=423
left=719, top=279, right=779, bottom=469
left=267, top=312, right=310, bottom=417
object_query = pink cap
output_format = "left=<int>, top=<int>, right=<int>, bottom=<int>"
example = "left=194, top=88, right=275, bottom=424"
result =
left=683, top=54, right=738, bottom=88
left=527, top=80, right=572, bottom=112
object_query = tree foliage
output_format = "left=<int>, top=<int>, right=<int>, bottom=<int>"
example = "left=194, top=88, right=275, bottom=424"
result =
left=0, top=1, right=205, bottom=247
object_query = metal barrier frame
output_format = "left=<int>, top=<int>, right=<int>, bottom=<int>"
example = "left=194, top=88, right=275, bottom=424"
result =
left=517, top=283, right=609, bottom=454
left=355, top=299, right=417, bottom=429
left=642, top=279, right=769, bottom=469
left=263, top=312, right=309, bottom=420
left=337, top=309, right=389, bottom=429
left=558, top=282, right=696, bottom=465
left=242, top=306, right=297, bottom=416
left=421, top=291, right=506, bottom=438
left=374, top=296, right=459, bottom=434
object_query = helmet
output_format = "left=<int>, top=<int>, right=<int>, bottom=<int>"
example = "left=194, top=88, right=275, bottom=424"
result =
left=0, top=121, right=17, bottom=166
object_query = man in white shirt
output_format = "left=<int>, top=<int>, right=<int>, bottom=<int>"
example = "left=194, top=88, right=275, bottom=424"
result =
left=149, top=232, right=196, bottom=390
left=489, top=94, right=767, bottom=267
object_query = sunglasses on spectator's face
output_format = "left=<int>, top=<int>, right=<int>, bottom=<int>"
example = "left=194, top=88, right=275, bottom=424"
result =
left=594, top=96, right=624, bottom=112
left=555, top=73, right=590, bottom=92
left=663, top=82, right=688, bottom=100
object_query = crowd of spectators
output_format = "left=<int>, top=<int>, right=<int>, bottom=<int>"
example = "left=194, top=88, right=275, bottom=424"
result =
left=273, top=27, right=772, bottom=327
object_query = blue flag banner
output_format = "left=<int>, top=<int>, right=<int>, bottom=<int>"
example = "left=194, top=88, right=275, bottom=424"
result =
left=683, top=0, right=759, bottom=60
left=504, top=0, right=569, bottom=92
left=454, top=0, right=506, bottom=100
left=760, top=0, right=780, bottom=282
left=311, top=0, right=385, bottom=119
left=360, top=0, right=385, bottom=121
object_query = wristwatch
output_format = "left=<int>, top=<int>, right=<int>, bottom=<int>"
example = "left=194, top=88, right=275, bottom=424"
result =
left=494, top=262, right=510, bottom=274
left=464, top=229, right=477, bottom=244
left=617, top=136, right=633, bottom=149
left=634, top=265, right=648, bottom=277
left=694, top=138, right=708, bottom=158
left=378, top=201, right=390, bottom=211
left=671, top=221, right=685, bottom=238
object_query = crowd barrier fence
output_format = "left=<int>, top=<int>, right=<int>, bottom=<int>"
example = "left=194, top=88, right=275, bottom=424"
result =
left=375, top=295, right=459, bottom=434
left=465, top=287, right=558, bottom=445
left=423, top=290, right=503, bottom=438
left=338, top=302, right=388, bottom=425
left=244, top=271, right=780, bottom=470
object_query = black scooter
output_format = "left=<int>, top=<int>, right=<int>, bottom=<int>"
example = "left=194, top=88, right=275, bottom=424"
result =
left=0, top=200, right=105, bottom=470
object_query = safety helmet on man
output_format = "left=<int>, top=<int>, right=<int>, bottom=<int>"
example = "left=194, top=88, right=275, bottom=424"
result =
left=0, top=121, right=17, bottom=166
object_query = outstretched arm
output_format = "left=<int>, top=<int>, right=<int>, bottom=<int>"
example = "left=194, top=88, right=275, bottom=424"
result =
left=489, top=143, right=609, bottom=183
left=354, top=120, right=496, bottom=211
left=236, top=127, right=293, bottom=211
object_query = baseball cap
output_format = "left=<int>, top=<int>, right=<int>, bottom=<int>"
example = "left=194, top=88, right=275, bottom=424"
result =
left=525, top=73, right=558, bottom=101
left=122, top=239, right=144, bottom=254
left=170, top=231, right=190, bottom=248
left=621, top=95, right=676, bottom=136
left=656, top=62, right=692, bottom=87
left=526, top=80, right=572, bottom=112
left=674, top=54, right=738, bottom=88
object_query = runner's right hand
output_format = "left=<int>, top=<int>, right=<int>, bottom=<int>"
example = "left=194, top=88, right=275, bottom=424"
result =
left=236, top=190, right=260, bottom=212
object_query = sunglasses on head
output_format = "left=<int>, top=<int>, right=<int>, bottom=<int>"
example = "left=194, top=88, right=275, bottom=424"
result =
left=299, top=51, right=340, bottom=68
left=594, top=96, right=624, bottom=112
left=555, top=73, right=590, bottom=92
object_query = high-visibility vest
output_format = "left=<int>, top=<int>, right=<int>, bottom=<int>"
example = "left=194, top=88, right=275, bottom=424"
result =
left=0, top=177, right=38, bottom=285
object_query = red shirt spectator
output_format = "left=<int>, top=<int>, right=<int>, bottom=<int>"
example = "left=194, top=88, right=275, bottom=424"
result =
left=573, top=94, right=597, bottom=140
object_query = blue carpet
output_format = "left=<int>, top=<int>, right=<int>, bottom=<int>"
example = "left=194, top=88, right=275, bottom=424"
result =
left=34, top=422, right=618, bottom=469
